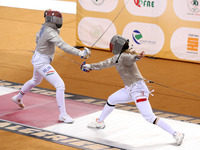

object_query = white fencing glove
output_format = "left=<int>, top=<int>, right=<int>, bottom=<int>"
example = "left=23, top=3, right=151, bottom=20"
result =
left=80, top=61, right=91, bottom=72
left=79, top=47, right=91, bottom=59
left=83, top=64, right=91, bottom=70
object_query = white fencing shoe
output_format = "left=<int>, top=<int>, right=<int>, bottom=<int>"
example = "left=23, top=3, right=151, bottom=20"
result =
left=88, top=118, right=106, bottom=129
left=59, top=114, right=74, bottom=123
left=173, top=132, right=184, bottom=146
left=12, top=95, right=25, bottom=108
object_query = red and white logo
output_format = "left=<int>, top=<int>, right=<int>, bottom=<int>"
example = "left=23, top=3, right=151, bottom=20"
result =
left=134, top=0, right=141, bottom=7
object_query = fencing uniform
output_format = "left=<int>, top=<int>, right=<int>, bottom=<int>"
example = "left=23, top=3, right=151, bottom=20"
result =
left=89, top=52, right=158, bottom=124
left=85, top=35, right=184, bottom=145
left=12, top=10, right=90, bottom=123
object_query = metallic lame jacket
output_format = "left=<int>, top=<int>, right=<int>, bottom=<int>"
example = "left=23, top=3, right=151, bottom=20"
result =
left=35, top=23, right=81, bottom=60
left=90, top=52, right=144, bottom=86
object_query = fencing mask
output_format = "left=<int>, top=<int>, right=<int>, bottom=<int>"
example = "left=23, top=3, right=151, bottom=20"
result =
left=45, top=10, right=63, bottom=29
left=109, top=35, right=129, bottom=55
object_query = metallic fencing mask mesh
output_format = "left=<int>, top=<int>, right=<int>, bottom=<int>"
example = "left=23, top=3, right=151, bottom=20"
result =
left=109, top=35, right=129, bottom=55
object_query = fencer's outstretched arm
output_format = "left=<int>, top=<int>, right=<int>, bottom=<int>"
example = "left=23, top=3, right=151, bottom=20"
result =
left=82, top=51, right=144, bottom=71
left=48, top=30, right=90, bottom=58
left=87, top=55, right=118, bottom=71
left=81, top=56, right=116, bottom=72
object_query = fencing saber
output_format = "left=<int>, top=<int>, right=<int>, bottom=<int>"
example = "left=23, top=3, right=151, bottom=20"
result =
left=89, top=0, right=131, bottom=49
left=57, top=0, right=131, bottom=66
left=55, top=51, right=82, bottom=65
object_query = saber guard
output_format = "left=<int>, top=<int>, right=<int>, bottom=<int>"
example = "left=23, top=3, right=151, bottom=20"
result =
left=80, top=61, right=90, bottom=72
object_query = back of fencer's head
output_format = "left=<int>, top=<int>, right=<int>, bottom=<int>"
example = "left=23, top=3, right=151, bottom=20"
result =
left=44, top=9, right=63, bottom=29
left=44, top=9, right=52, bottom=18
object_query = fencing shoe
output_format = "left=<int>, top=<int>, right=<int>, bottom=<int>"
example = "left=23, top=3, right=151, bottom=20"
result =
left=59, top=114, right=74, bottom=123
left=12, top=95, right=25, bottom=108
left=88, top=118, right=106, bottom=129
left=173, top=132, right=184, bottom=146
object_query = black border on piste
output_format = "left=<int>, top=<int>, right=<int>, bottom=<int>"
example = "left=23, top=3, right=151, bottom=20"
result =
left=0, top=119, right=124, bottom=150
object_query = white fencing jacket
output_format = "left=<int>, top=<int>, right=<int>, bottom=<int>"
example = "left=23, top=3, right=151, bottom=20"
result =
left=35, top=23, right=81, bottom=61
left=90, top=52, right=144, bottom=86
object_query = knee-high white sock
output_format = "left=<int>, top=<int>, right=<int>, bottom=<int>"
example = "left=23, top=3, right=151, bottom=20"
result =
left=17, top=80, right=35, bottom=99
left=98, top=104, right=115, bottom=122
left=157, top=118, right=176, bottom=135
left=56, top=89, right=67, bottom=115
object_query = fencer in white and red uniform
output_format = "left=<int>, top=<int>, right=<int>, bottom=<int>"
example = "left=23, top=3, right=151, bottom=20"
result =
left=82, top=35, right=184, bottom=146
left=12, top=10, right=91, bottom=123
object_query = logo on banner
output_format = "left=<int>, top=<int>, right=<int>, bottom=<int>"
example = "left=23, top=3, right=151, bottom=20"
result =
left=125, top=0, right=166, bottom=17
left=132, top=30, right=143, bottom=44
left=187, top=0, right=200, bottom=13
left=187, top=33, right=199, bottom=54
left=132, top=30, right=156, bottom=45
left=92, top=0, right=104, bottom=5
left=171, top=27, right=200, bottom=62
left=90, top=25, right=104, bottom=39
left=79, top=0, right=118, bottom=12
left=134, top=0, right=155, bottom=7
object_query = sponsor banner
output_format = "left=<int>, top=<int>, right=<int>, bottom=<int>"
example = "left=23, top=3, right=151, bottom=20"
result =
left=79, top=0, right=118, bottom=12
left=77, top=17, right=117, bottom=49
left=125, top=0, right=167, bottom=17
left=174, top=0, right=200, bottom=22
left=76, top=0, right=200, bottom=63
left=171, top=27, right=200, bottom=61
left=122, top=22, right=164, bottom=55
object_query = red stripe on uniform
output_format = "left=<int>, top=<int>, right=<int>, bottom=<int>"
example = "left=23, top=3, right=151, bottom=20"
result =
left=20, top=90, right=25, bottom=95
left=47, top=71, right=54, bottom=73
left=136, top=98, right=147, bottom=103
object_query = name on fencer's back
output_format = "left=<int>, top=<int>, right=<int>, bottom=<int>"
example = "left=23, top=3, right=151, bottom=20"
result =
left=43, top=66, right=52, bottom=73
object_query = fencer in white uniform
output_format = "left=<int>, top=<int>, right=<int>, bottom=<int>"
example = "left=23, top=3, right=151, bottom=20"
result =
left=12, top=10, right=91, bottom=123
left=82, top=35, right=184, bottom=146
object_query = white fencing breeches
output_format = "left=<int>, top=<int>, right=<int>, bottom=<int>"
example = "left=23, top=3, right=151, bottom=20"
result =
left=98, top=80, right=176, bottom=135
left=18, top=52, right=67, bottom=115
left=22, top=51, right=65, bottom=92
left=99, top=80, right=156, bottom=124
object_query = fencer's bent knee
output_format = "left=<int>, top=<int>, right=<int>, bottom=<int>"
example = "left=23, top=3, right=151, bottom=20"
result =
left=55, top=80, right=65, bottom=90
left=107, top=96, right=117, bottom=106
left=106, top=101, right=115, bottom=107
left=143, top=114, right=157, bottom=124
left=153, top=117, right=159, bottom=125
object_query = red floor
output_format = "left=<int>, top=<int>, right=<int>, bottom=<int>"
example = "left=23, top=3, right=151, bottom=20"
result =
left=0, top=92, right=103, bottom=128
